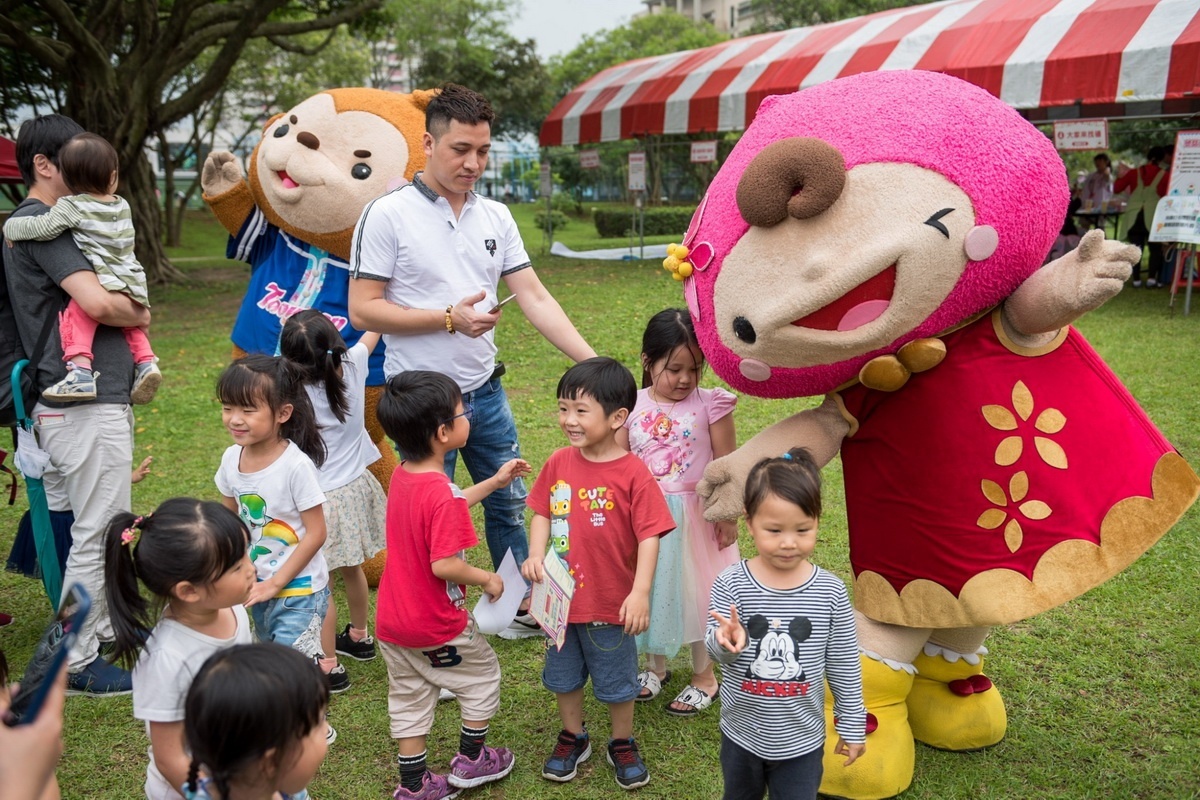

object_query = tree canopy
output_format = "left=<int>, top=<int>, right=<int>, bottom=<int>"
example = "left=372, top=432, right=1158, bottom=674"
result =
left=0, top=0, right=382, bottom=282
left=748, top=0, right=939, bottom=30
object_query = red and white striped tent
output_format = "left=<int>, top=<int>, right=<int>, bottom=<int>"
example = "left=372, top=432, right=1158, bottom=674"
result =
left=540, top=0, right=1200, bottom=147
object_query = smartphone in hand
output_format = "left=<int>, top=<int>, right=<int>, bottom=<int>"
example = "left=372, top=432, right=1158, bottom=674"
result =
left=3, top=584, right=91, bottom=726
left=489, top=294, right=517, bottom=313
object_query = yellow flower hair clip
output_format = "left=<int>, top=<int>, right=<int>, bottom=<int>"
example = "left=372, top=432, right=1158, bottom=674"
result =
left=662, top=243, right=693, bottom=281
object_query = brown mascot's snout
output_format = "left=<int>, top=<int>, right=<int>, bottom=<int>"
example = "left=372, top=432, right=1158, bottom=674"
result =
left=735, top=137, right=846, bottom=227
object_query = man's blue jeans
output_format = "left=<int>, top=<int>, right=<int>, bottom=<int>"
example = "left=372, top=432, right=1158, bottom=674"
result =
left=443, top=376, right=529, bottom=570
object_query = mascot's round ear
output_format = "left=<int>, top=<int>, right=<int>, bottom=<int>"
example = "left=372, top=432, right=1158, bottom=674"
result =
left=411, top=88, right=439, bottom=112
left=261, top=112, right=284, bottom=133
left=788, top=617, right=812, bottom=643
left=746, top=614, right=770, bottom=640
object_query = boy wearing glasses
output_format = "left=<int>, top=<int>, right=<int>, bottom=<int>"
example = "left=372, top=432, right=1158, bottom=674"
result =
left=374, top=369, right=530, bottom=800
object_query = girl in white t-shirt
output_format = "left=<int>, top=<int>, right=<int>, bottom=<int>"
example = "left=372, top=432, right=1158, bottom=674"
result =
left=214, top=355, right=330, bottom=672
left=182, top=643, right=330, bottom=800
left=103, top=498, right=256, bottom=800
left=280, top=310, right=387, bottom=688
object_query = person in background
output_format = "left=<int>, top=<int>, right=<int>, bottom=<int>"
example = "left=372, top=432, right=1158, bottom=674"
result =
left=4, top=113, right=150, bottom=696
left=1080, top=153, right=1114, bottom=213
left=1114, top=145, right=1171, bottom=288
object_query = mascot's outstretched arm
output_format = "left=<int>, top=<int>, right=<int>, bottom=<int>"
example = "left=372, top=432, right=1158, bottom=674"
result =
left=200, top=151, right=255, bottom=238
left=1004, top=229, right=1140, bottom=339
left=699, top=395, right=848, bottom=522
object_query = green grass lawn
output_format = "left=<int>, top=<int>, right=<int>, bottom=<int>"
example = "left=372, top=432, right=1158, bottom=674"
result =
left=1, top=209, right=1198, bottom=799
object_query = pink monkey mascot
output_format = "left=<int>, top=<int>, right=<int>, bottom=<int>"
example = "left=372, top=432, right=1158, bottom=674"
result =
left=675, top=71, right=1200, bottom=799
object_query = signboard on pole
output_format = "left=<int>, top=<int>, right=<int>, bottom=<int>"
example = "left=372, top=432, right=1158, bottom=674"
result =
left=579, top=149, right=600, bottom=169
left=628, top=151, right=646, bottom=192
left=1150, top=130, right=1200, bottom=244
left=690, top=140, right=718, bottom=163
left=1052, top=119, right=1108, bottom=151
left=539, top=161, right=552, bottom=198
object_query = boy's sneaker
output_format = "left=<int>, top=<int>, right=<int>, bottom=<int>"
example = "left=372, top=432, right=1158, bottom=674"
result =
left=65, top=657, right=132, bottom=696
left=542, top=728, right=591, bottom=782
left=326, top=664, right=350, bottom=693
left=130, top=360, right=162, bottom=405
left=606, top=737, right=650, bottom=790
left=447, top=745, right=515, bottom=788
left=43, top=364, right=97, bottom=402
left=335, top=624, right=377, bottom=661
left=326, top=724, right=338, bottom=746
left=392, top=770, right=461, bottom=800
left=498, top=611, right=543, bottom=640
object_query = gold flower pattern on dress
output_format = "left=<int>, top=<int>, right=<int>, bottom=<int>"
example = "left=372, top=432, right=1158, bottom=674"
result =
left=976, top=471, right=1052, bottom=552
left=977, top=381, right=1063, bottom=551
left=982, top=381, right=1068, bottom=469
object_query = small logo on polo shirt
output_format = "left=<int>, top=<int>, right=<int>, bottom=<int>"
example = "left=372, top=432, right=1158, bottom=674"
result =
left=484, top=238, right=497, bottom=256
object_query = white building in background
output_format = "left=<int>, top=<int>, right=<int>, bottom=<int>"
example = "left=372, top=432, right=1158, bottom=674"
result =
left=640, top=0, right=763, bottom=35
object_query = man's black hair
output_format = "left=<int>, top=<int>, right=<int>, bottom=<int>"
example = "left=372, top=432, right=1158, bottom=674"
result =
left=426, top=83, right=495, bottom=137
left=15, top=114, right=86, bottom=188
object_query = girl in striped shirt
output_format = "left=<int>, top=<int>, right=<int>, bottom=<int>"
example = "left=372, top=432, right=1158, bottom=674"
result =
left=2, top=132, right=161, bottom=404
left=706, top=447, right=866, bottom=800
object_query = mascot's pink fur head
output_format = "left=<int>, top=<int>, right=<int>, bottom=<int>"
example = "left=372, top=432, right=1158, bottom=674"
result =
left=682, top=70, right=1068, bottom=398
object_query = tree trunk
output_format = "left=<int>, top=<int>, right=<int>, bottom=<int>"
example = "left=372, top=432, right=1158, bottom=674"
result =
left=159, top=131, right=182, bottom=249
left=125, top=150, right=186, bottom=285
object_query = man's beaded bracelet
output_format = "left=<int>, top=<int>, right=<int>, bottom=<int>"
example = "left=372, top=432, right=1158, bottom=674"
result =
left=445, top=305, right=456, bottom=334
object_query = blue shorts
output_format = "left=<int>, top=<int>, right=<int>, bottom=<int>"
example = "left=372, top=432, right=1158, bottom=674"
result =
left=250, top=587, right=330, bottom=656
left=542, top=622, right=639, bottom=704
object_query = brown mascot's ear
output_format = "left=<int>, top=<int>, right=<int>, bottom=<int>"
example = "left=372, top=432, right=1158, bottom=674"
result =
left=261, top=112, right=284, bottom=133
left=410, top=89, right=439, bottom=112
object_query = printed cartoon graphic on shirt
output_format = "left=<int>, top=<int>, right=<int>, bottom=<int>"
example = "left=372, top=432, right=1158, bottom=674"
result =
left=236, top=493, right=313, bottom=596
left=629, top=408, right=697, bottom=480
left=550, top=480, right=572, bottom=556
left=741, top=614, right=813, bottom=698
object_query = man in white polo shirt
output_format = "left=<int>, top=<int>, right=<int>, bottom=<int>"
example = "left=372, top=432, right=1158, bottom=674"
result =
left=349, top=83, right=595, bottom=638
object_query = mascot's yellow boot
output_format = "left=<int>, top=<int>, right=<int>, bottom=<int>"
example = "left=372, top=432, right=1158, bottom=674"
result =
left=907, top=647, right=1007, bottom=751
left=819, top=655, right=915, bottom=800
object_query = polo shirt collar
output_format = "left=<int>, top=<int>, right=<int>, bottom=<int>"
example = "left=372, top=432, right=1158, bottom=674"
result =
left=412, top=172, right=477, bottom=210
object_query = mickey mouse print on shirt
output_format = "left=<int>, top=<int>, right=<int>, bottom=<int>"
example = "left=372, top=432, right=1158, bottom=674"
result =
left=742, top=614, right=814, bottom=698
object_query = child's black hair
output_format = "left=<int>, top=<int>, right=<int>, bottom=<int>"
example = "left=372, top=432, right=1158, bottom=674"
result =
left=279, top=309, right=351, bottom=424
left=103, top=498, right=250, bottom=668
left=216, top=353, right=326, bottom=467
left=743, top=447, right=823, bottom=520
left=184, top=643, right=329, bottom=800
left=376, top=370, right=462, bottom=462
left=639, top=307, right=702, bottom=388
left=57, top=132, right=119, bottom=195
left=556, top=356, right=636, bottom=417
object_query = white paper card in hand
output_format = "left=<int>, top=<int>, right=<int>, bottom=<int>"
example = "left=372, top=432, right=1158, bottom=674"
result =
left=471, top=548, right=524, bottom=634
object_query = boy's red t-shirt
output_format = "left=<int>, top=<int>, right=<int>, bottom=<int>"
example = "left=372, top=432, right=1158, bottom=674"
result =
left=527, top=447, right=675, bottom=625
left=376, top=467, right=479, bottom=649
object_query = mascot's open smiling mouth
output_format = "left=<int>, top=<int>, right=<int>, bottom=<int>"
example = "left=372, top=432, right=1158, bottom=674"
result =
left=794, top=264, right=896, bottom=332
left=277, top=169, right=300, bottom=189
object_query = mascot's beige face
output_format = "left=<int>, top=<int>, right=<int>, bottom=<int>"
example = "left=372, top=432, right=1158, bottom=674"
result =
left=713, top=162, right=979, bottom=371
left=256, top=93, right=411, bottom=235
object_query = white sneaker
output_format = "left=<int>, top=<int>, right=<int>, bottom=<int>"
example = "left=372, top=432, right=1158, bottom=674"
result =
left=497, top=612, right=544, bottom=640
left=326, top=724, right=338, bottom=746
left=42, top=363, right=97, bottom=402
left=439, top=688, right=457, bottom=701
left=1132, top=280, right=1144, bottom=288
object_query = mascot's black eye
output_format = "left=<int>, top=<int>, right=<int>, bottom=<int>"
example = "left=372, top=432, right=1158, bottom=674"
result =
left=351, top=163, right=372, bottom=180
left=273, top=124, right=290, bottom=138
left=924, top=208, right=953, bottom=238
left=733, top=316, right=757, bottom=344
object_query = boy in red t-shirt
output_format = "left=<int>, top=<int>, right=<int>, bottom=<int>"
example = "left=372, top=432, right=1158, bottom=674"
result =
left=521, top=357, right=675, bottom=790
left=376, top=370, right=530, bottom=800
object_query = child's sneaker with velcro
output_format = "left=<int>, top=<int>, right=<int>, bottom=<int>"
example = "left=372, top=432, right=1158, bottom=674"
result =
left=606, top=737, right=650, bottom=790
left=497, top=611, right=543, bottom=640
left=325, top=663, right=350, bottom=693
left=447, top=744, right=515, bottom=788
left=392, top=770, right=461, bottom=800
left=43, top=362, right=97, bottom=402
left=335, top=624, right=377, bottom=661
left=542, top=728, right=591, bottom=782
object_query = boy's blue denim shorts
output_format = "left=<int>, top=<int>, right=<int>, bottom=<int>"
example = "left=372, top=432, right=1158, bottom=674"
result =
left=250, top=587, right=330, bottom=656
left=542, top=622, right=639, bottom=704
